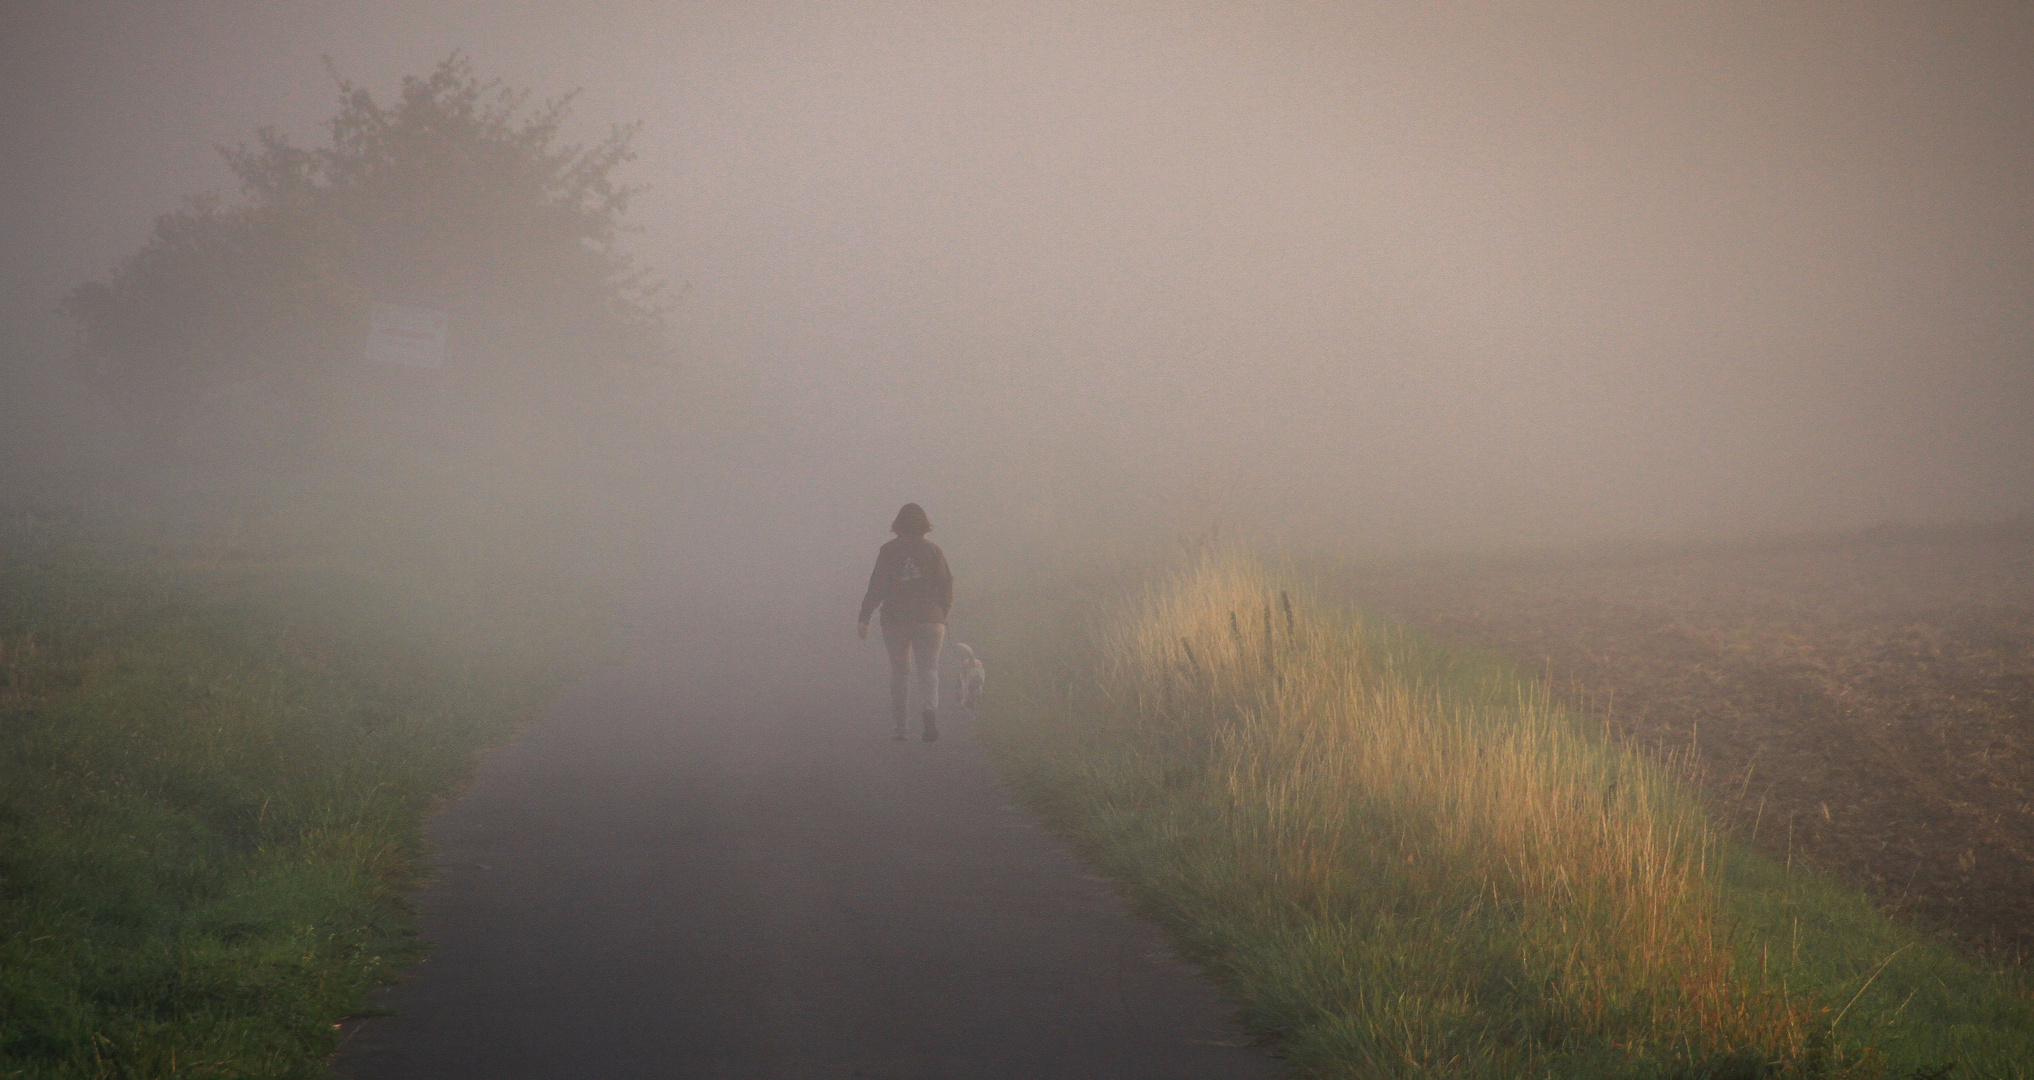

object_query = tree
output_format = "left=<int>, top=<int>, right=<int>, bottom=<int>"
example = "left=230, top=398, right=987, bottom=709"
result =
left=64, top=54, right=667, bottom=464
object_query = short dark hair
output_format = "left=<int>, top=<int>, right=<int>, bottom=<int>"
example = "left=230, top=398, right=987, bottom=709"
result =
left=891, top=502, right=931, bottom=535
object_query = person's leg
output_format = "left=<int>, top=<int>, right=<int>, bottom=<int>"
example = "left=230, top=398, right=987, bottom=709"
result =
left=881, top=622, right=911, bottom=737
left=911, top=623, right=945, bottom=740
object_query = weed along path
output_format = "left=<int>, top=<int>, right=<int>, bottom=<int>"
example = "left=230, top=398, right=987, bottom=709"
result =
left=335, top=610, right=1282, bottom=1080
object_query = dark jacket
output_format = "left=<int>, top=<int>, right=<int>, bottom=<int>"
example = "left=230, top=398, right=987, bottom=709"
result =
left=859, top=535, right=953, bottom=627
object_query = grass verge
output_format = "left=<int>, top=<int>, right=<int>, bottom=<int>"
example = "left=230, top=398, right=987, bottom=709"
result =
left=978, top=546, right=2034, bottom=1079
left=0, top=509, right=607, bottom=1078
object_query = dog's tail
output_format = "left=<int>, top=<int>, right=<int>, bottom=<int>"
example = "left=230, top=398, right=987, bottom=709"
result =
left=954, top=643, right=977, bottom=662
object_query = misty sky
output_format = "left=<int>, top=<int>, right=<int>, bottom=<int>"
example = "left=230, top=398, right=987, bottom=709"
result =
left=4, top=1, right=2030, bottom=558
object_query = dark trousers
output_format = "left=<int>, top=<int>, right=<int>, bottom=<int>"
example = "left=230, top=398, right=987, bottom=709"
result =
left=881, top=621, right=945, bottom=727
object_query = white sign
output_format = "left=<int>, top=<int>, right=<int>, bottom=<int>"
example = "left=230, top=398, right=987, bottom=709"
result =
left=366, top=302, right=448, bottom=369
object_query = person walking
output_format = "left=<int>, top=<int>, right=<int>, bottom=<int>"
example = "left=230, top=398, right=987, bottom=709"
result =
left=858, top=503, right=954, bottom=742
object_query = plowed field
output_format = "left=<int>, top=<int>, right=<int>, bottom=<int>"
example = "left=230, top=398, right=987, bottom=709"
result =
left=1340, top=522, right=2034, bottom=959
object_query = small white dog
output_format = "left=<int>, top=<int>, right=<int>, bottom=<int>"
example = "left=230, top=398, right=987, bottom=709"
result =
left=953, top=643, right=986, bottom=710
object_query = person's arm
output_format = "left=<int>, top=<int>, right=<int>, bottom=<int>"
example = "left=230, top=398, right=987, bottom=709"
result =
left=858, top=547, right=892, bottom=634
left=935, top=547, right=954, bottom=621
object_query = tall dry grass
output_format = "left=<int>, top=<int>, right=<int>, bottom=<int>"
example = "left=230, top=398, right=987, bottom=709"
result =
left=1045, top=547, right=1843, bottom=1075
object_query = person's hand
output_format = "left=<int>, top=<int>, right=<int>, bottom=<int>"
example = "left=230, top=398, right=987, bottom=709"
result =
left=857, top=621, right=869, bottom=641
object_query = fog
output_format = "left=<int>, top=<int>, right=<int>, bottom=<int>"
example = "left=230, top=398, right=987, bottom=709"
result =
left=4, top=1, right=2031, bottom=607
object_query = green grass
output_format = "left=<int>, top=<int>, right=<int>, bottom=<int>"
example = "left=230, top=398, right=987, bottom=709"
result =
left=1714, top=850, right=2033, bottom=1078
left=976, top=545, right=2034, bottom=1079
left=0, top=511, right=607, bottom=1078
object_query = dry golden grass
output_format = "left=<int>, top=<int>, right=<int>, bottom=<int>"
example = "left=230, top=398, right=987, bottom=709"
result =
left=986, top=537, right=2034, bottom=1076
left=1061, top=546, right=1833, bottom=1073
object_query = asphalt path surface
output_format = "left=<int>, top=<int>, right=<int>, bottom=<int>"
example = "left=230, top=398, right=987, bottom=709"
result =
left=335, top=611, right=1284, bottom=1079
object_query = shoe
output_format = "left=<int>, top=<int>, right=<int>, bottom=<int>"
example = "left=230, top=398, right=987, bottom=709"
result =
left=921, top=709, right=939, bottom=742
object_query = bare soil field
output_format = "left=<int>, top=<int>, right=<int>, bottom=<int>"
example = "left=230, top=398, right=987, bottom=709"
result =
left=1338, top=521, right=2034, bottom=960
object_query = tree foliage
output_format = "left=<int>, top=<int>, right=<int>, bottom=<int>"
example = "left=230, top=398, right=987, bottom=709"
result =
left=64, top=55, right=666, bottom=460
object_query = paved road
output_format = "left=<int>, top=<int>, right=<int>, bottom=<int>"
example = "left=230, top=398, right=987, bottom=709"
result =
left=335, top=612, right=1284, bottom=1079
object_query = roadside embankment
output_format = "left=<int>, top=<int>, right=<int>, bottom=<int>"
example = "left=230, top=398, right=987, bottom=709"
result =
left=0, top=508, right=608, bottom=1078
left=978, top=546, right=2033, bottom=1079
